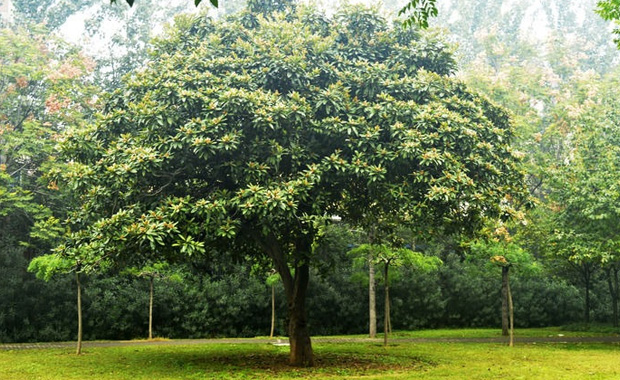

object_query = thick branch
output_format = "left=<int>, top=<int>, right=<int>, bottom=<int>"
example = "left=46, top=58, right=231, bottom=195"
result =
left=251, top=230, right=293, bottom=296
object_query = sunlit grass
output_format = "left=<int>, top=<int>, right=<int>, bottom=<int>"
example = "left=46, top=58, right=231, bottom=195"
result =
left=2, top=329, right=620, bottom=380
left=320, top=326, right=619, bottom=340
left=389, top=326, right=619, bottom=339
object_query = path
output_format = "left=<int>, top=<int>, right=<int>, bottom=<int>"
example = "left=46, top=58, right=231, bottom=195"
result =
left=2, top=335, right=620, bottom=351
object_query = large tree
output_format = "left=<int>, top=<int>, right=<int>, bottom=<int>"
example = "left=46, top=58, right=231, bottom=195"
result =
left=55, top=4, right=527, bottom=366
left=546, top=89, right=620, bottom=324
left=0, top=25, right=97, bottom=343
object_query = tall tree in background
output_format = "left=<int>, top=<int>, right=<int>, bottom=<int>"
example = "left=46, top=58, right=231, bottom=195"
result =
left=546, top=85, right=620, bottom=325
left=0, top=25, right=97, bottom=343
left=13, top=0, right=203, bottom=90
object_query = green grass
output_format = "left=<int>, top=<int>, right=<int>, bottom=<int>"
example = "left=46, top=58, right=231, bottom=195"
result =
left=2, top=329, right=620, bottom=379
left=323, top=326, right=619, bottom=340
left=390, top=326, right=620, bottom=339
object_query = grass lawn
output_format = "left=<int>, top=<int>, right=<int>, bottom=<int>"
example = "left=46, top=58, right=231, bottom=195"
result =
left=2, top=329, right=620, bottom=379
left=322, top=326, right=620, bottom=340
left=388, top=325, right=620, bottom=339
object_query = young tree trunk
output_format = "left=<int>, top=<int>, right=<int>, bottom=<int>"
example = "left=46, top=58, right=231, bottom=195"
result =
left=584, top=264, right=591, bottom=325
left=613, top=265, right=620, bottom=327
left=76, top=272, right=83, bottom=355
left=506, top=267, right=514, bottom=347
left=287, top=263, right=313, bottom=367
left=606, top=266, right=619, bottom=328
left=149, top=276, right=154, bottom=340
left=368, top=256, right=377, bottom=339
left=270, top=284, right=275, bottom=338
left=384, top=262, right=390, bottom=347
left=501, top=266, right=509, bottom=336
left=387, top=297, right=392, bottom=334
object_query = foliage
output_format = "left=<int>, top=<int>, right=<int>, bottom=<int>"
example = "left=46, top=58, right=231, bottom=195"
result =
left=0, top=26, right=95, bottom=238
left=2, top=245, right=593, bottom=343
left=27, top=254, right=76, bottom=282
left=399, top=0, right=437, bottom=28
left=0, top=25, right=98, bottom=345
left=597, top=0, right=620, bottom=48
left=123, top=261, right=182, bottom=283
left=468, top=239, right=537, bottom=273
left=350, top=244, right=441, bottom=272
left=57, top=3, right=526, bottom=260
left=544, top=79, right=620, bottom=272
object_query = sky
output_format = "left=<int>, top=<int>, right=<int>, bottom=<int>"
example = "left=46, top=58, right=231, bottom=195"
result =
left=53, top=0, right=614, bottom=65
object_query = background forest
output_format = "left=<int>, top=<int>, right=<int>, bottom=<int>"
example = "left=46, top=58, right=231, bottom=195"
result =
left=1, top=0, right=620, bottom=343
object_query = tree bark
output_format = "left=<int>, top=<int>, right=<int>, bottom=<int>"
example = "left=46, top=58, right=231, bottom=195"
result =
left=254, top=232, right=313, bottom=366
left=507, top=267, right=514, bottom=347
left=149, top=276, right=154, bottom=340
left=606, top=266, right=619, bottom=328
left=76, top=272, right=83, bottom=355
left=614, top=267, right=619, bottom=328
left=368, top=256, right=377, bottom=338
left=501, top=266, right=509, bottom=336
left=270, top=284, right=275, bottom=338
left=288, top=263, right=313, bottom=367
left=583, top=264, right=591, bottom=325
left=384, top=262, right=390, bottom=347
left=387, top=296, right=392, bottom=334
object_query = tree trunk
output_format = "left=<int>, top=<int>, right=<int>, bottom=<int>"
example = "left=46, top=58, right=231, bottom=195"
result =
left=384, top=262, right=390, bottom=347
left=76, top=272, right=83, bottom=355
left=501, top=266, right=509, bottom=336
left=584, top=264, right=591, bottom=325
left=287, top=263, right=313, bottom=367
left=254, top=233, right=313, bottom=366
left=149, top=276, right=154, bottom=340
left=270, top=284, right=275, bottom=338
left=507, top=267, right=514, bottom=347
left=606, top=266, right=619, bottom=328
left=387, top=296, right=392, bottom=334
left=368, top=256, right=377, bottom=339
left=615, top=267, right=619, bottom=328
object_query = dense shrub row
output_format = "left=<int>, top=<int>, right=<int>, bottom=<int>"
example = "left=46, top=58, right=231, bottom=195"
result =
left=0, top=239, right=605, bottom=343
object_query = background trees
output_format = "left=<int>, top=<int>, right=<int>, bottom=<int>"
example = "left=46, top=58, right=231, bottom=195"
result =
left=0, top=25, right=97, bottom=345
left=350, top=243, right=441, bottom=345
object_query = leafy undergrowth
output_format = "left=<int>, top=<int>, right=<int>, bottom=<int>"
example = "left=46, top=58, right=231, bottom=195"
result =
left=561, top=323, right=620, bottom=336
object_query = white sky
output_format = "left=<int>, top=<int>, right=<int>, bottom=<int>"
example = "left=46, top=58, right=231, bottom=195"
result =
left=57, top=0, right=601, bottom=59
